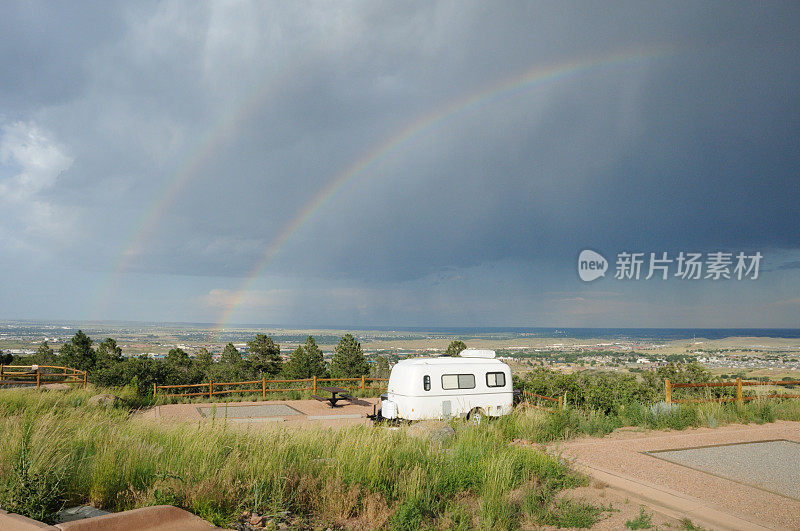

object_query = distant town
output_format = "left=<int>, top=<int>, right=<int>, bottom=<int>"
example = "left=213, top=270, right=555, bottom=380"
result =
left=3, top=320, right=799, bottom=379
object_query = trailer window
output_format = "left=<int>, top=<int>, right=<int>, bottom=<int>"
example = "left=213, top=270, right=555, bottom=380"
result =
left=423, top=375, right=431, bottom=391
left=486, top=372, right=506, bottom=387
left=441, top=374, right=475, bottom=390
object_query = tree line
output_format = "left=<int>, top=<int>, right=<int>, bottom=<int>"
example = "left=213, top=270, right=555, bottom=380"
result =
left=2, top=330, right=392, bottom=396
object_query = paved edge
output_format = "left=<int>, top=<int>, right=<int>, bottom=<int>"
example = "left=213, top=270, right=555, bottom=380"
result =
left=55, top=505, right=219, bottom=531
left=577, top=462, right=778, bottom=531
left=0, top=510, right=58, bottom=530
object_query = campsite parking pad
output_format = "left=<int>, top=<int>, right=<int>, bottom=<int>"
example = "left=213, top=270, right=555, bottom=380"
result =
left=556, top=421, right=800, bottom=530
left=197, top=404, right=303, bottom=418
left=647, top=440, right=800, bottom=501
left=142, top=398, right=379, bottom=429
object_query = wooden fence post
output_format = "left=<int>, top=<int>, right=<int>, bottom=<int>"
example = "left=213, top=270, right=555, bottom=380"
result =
left=361, top=375, right=365, bottom=390
left=558, top=395, right=564, bottom=411
left=0, top=364, right=3, bottom=379
left=313, top=375, right=317, bottom=394
left=262, top=376, right=266, bottom=399
left=209, top=380, right=213, bottom=399
left=153, top=383, right=157, bottom=398
left=736, top=377, right=743, bottom=405
left=83, top=372, right=87, bottom=389
left=36, top=372, right=41, bottom=389
left=665, top=378, right=671, bottom=404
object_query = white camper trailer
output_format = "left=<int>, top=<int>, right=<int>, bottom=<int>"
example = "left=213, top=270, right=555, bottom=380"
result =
left=380, top=349, right=513, bottom=421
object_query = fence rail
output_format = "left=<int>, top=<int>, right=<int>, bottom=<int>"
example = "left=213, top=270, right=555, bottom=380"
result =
left=0, top=364, right=87, bottom=389
left=154, top=375, right=389, bottom=399
left=521, top=389, right=564, bottom=413
left=665, top=377, right=800, bottom=405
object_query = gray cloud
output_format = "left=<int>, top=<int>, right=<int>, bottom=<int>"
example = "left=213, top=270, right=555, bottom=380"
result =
left=0, top=121, right=74, bottom=255
left=0, top=1, right=798, bottom=325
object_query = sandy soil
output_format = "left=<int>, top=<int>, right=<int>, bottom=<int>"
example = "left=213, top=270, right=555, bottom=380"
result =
left=554, top=483, right=685, bottom=530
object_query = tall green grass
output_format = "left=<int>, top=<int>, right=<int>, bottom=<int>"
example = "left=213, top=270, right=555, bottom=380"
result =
left=496, top=398, right=800, bottom=442
left=3, top=388, right=799, bottom=527
left=0, top=388, right=587, bottom=528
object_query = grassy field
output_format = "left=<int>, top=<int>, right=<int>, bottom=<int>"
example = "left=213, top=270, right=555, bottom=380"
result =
left=0, top=388, right=594, bottom=529
left=2, top=387, right=800, bottom=529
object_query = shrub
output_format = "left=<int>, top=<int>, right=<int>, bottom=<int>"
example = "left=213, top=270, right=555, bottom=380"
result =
left=520, top=363, right=728, bottom=415
left=0, top=417, right=66, bottom=523
left=626, top=507, right=654, bottom=529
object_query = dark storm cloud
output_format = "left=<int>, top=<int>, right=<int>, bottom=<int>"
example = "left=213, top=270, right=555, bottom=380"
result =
left=1, top=1, right=798, bottom=325
left=271, top=12, right=800, bottom=282
left=0, top=2, right=130, bottom=113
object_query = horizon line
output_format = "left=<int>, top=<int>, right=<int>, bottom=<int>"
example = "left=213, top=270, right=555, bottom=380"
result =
left=2, top=317, right=799, bottom=333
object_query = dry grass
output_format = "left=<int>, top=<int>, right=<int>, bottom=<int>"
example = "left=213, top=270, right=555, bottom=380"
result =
left=0, top=388, right=587, bottom=528
left=7, top=386, right=795, bottom=527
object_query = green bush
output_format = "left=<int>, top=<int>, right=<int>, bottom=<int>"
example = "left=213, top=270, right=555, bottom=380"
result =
left=626, top=507, right=654, bottom=529
left=0, top=417, right=67, bottom=523
left=519, top=363, right=735, bottom=415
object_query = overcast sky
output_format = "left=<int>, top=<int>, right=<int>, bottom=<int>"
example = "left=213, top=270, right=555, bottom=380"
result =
left=1, top=1, right=798, bottom=328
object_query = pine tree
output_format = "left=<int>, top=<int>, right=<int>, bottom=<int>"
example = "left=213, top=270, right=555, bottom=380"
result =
left=221, top=343, right=241, bottom=365
left=302, top=336, right=327, bottom=378
left=60, top=330, right=96, bottom=371
left=283, top=345, right=307, bottom=379
left=247, top=334, right=282, bottom=376
left=32, top=341, right=55, bottom=365
left=443, top=340, right=467, bottom=357
left=195, top=347, right=213, bottom=368
left=283, top=336, right=327, bottom=379
left=96, top=338, right=123, bottom=366
left=330, top=334, right=369, bottom=378
left=165, top=347, right=191, bottom=368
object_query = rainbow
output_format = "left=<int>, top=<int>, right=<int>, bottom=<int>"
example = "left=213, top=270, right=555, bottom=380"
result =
left=88, top=64, right=302, bottom=318
left=211, top=46, right=677, bottom=332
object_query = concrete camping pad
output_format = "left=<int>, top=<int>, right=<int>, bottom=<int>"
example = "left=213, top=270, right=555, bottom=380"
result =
left=557, top=420, right=800, bottom=530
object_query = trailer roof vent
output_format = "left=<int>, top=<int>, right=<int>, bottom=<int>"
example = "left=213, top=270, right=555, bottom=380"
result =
left=459, top=349, right=496, bottom=359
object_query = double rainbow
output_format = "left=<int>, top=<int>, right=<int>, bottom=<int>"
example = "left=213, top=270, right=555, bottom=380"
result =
left=90, top=46, right=676, bottom=331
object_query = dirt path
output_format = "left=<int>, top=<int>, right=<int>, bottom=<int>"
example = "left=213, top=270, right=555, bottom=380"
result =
left=554, top=421, right=800, bottom=530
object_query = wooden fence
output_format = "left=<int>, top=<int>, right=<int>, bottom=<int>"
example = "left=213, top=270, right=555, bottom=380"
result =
left=155, top=375, right=389, bottom=399
left=665, top=377, right=800, bottom=405
left=0, top=364, right=87, bottom=389
left=521, top=389, right=564, bottom=413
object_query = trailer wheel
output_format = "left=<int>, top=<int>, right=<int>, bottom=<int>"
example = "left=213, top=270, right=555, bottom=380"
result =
left=468, top=407, right=485, bottom=426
